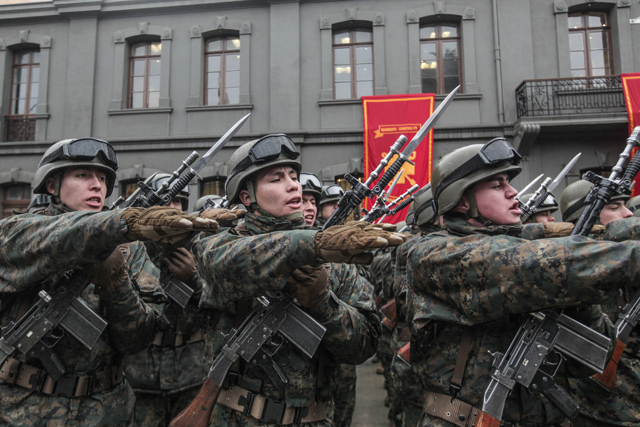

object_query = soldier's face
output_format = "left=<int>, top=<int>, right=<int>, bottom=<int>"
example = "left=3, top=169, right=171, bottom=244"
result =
left=321, top=202, right=338, bottom=219
left=532, top=210, right=555, bottom=224
left=599, top=200, right=633, bottom=225
left=163, top=197, right=183, bottom=210
left=302, top=193, right=317, bottom=225
left=246, top=165, right=302, bottom=218
left=50, top=166, right=107, bottom=212
left=474, top=173, right=521, bottom=225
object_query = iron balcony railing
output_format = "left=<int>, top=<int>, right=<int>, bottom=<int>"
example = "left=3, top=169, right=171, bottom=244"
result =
left=5, top=115, right=36, bottom=142
left=516, top=75, right=626, bottom=118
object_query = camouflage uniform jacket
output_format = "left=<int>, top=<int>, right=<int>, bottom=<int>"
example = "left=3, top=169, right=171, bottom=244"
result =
left=566, top=217, right=640, bottom=426
left=123, top=239, right=207, bottom=394
left=194, top=212, right=380, bottom=410
left=0, top=205, right=166, bottom=423
left=407, top=216, right=640, bottom=427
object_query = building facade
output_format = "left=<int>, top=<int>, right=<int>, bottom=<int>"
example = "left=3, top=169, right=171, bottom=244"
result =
left=0, top=0, right=638, bottom=216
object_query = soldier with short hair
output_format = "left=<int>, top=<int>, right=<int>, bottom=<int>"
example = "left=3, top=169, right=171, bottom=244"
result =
left=191, top=134, right=406, bottom=426
left=0, top=137, right=218, bottom=426
left=407, top=138, right=640, bottom=427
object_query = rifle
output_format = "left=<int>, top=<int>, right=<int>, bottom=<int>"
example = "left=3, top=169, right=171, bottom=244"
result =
left=518, top=153, right=581, bottom=223
left=481, top=310, right=612, bottom=425
left=0, top=114, right=250, bottom=380
left=323, top=85, right=459, bottom=230
left=169, top=291, right=326, bottom=427
left=0, top=270, right=107, bottom=381
left=360, top=169, right=403, bottom=223
left=397, top=341, right=410, bottom=366
left=564, top=127, right=640, bottom=389
left=571, top=126, right=640, bottom=237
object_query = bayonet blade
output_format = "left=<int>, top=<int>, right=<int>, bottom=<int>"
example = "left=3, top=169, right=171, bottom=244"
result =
left=399, top=85, right=460, bottom=158
left=547, top=153, right=581, bottom=194
left=516, top=174, right=544, bottom=201
left=191, top=113, right=250, bottom=172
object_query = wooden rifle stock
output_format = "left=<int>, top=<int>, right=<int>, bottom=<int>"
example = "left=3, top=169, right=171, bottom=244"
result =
left=397, top=342, right=410, bottom=364
left=475, top=410, right=501, bottom=427
left=592, top=338, right=625, bottom=390
left=168, top=377, right=221, bottom=427
left=380, top=299, right=397, bottom=330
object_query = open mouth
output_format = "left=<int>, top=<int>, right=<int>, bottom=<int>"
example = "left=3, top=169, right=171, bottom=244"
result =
left=86, top=197, right=102, bottom=206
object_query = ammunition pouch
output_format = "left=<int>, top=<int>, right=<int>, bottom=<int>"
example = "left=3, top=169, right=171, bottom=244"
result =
left=0, top=357, right=124, bottom=397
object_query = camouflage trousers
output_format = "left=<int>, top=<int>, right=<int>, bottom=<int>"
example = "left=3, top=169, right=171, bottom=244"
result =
left=333, top=364, right=357, bottom=427
left=0, top=381, right=135, bottom=427
left=390, top=353, right=424, bottom=427
left=133, top=385, right=201, bottom=427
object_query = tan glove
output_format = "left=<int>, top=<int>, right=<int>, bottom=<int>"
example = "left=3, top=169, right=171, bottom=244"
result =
left=315, top=222, right=409, bottom=264
left=121, top=206, right=219, bottom=246
left=200, top=208, right=246, bottom=227
left=543, top=222, right=575, bottom=238
left=84, top=245, right=129, bottom=295
left=285, top=265, right=330, bottom=308
left=163, top=247, right=197, bottom=282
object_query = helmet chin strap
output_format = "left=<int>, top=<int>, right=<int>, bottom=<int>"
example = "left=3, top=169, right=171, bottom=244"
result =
left=463, top=187, right=494, bottom=227
left=246, top=179, right=305, bottom=226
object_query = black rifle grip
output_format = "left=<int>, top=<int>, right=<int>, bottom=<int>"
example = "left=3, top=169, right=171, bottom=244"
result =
left=539, top=381, right=580, bottom=420
left=390, top=197, right=413, bottom=216
left=163, top=171, right=195, bottom=204
left=373, top=157, right=405, bottom=197
left=622, top=147, right=640, bottom=189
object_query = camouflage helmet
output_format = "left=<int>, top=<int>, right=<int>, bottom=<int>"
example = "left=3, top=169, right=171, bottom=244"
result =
left=412, top=187, right=437, bottom=227
left=627, top=195, right=640, bottom=218
left=319, top=185, right=344, bottom=207
left=33, top=138, right=119, bottom=197
left=520, top=192, right=559, bottom=214
left=225, top=134, right=301, bottom=205
left=432, top=138, right=522, bottom=215
left=149, top=173, right=190, bottom=211
left=194, top=194, right=223, bottom=212
left=561, top=179, right=630, bottom=222
left=300, top=173, right=322, bottom=205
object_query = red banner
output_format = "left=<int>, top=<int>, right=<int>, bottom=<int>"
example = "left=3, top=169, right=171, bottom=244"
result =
left=362, top=93, right=435, bottom=224
left=622, top=73, right=640, bottom=196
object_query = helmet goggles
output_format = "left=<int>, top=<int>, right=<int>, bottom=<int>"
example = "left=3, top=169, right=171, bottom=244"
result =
left=435, top=138, right=521, bottom=204
left=227, top=134, right=300, bottom=183
left=321, top=185, right=344, bottom=199
left=300, top=173, right=322, bottom=193
left=39, top=138, right=118, bottom=170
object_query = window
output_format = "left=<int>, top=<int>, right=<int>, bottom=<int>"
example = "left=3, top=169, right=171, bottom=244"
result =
left=336, top=175, right=362, bottom=220
left=420, top=24, right=460, bottom=94
left=205, top=37, right=241, bottom=106
left=128, top=42, right=162, bottom=108
left=568, top=12, right=613, bottom=77
left=6, top=49, right=39, bottom=141
left=2, top=184, right=30, bottom=218
left=121, top=180, right=141, bottom=199
left=201, top=178, right=225, bottom=197
left=333, top=29, right=373, bottom=99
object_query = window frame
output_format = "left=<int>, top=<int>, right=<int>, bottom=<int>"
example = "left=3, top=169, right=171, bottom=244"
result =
left=127, top=41, right=162, bottom=109
left=419, top=23, right=462, bottom=95
left=204, top=36, right=241, bottom=106
left=1, top=183, right=31, bottom=218
left=567, top=11, right=614, bottom=77
left=332, top=27, right=374, bottom=100
left=9, top=49, right=39, bottom=117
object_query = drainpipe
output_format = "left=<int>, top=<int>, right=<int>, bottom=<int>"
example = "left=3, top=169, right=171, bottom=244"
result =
left=492, top=0, right=505, bottom=123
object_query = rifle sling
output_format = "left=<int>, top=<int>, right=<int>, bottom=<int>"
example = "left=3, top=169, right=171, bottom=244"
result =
left=217, top=383, right=327, bottom=425
left=450, top=327, right=472, bottom=397
left=0, top=357, right=124, bottom=397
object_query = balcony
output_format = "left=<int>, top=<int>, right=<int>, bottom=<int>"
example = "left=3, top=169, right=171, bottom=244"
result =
left=516, top=75, right=626, bottom=118
left=4, top=115, right=36, bottom=142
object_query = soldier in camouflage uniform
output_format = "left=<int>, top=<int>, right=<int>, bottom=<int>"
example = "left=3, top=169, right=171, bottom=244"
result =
left=0, top=137, right=218, bottom=426
left=390, top=188, right=439, bottom=427
left=520, top=192, right=558, bottom=224
left=316, top=185, right=344, bottom=228
left=407, top=138, right=640, bottom=427
left=560, top=180, right=640, bottom=427
left=124, top=174, right=234, bottom=426
left=191, top=134, right=407, bottom=426
left=301, top=172, right=358, bottom=427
